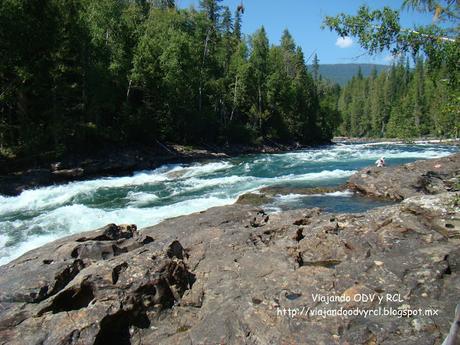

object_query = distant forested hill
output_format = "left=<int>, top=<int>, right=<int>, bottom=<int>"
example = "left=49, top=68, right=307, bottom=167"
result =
left=309, top=63, right=389, bottom=85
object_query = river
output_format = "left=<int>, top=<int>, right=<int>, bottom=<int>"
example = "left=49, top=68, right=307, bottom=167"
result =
left=0, top=142, right=457, bottom=265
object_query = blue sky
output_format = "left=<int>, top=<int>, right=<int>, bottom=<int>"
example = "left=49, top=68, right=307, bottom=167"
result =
left=177, top=0, right=435, bottom=64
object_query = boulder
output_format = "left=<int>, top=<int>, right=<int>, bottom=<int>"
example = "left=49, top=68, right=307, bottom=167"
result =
left=0, top=224, right=195, bottom=345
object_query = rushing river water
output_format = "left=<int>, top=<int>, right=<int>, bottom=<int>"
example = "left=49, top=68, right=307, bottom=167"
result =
left=0, top=142, right=457, bottom=265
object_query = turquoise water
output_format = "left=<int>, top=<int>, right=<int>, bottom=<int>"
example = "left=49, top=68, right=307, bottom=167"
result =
left=0, top=142, right=457, bottom=265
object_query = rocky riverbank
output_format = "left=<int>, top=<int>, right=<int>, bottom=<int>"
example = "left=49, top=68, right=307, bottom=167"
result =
left=0, top=141, right=308, bottom=196
left=0, top=154, right=459, bottom=345
left=332, top=137, right=460, bottom=145
left=348, top=153, right=460, bottom=200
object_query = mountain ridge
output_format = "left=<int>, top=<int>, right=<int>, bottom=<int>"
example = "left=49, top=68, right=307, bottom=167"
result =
left=308, top=63, right=390, bottom=85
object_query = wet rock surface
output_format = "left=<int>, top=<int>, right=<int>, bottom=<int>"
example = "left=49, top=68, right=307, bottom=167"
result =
left=235, top=192, right=274, bottom=206
left=0, top=154, right=459, bottom=344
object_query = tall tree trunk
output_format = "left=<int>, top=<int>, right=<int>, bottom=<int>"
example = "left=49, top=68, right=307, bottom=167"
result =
left=199, top=28, right=211, bottom=113
left=258, top=84, right=262, bottom=129
left=230, top=75, right=238, bottom=122
left=82, top=41, right=88, bottom=120
left=52, top=86, right=58, bottom=147
left=126, top=79, right=132, bottom=101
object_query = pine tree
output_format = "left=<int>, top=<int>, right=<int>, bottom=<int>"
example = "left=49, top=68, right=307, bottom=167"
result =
left=152, top=0, right=175, bottom=9
left=312, top=53, right=320, bottom=82
left=200, top=0, right=222, bottom=27
left=293, top=47, right=318, bottom=142
left=234, top=8, right=242, bottom=40
left=412, top=57, right=429, bottom=135
left=280, top=29, right=296, bottom=78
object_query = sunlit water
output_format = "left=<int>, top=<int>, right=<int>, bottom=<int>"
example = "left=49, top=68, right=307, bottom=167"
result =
left=0, top=142, right=457, bottom=265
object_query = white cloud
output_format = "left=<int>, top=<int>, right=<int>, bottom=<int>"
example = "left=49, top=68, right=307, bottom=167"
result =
left=383, top=55, right=395, bottom=63
left=335, top=36, right=353, bottom=48
left=383, top=53, right=402, bottom=64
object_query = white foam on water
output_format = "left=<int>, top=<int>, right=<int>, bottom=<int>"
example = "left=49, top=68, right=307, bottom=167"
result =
left=0, top=143, right=456, bottom=266
left=308, top=190, right=355, bottom=197
left=0, top=195, right=237, bottom=265
left=324, top=190, right=354, bottom=197
left=344, top=140, right=458, bottom=146
left=126, top=191, right=159, bottom=207
left=0, top=169, right=169, bottom=215
left=0, top=167, right=353, bottom=265
left=179, top=161, right=234, bottom=178
left=355, top=141, right=404, bottom=146
left=275, top=169, right=356, bottom=183
left=0, top=234, right=7, bottom=249
left=282, top=144, right=454, bottom=164
left=253, top=189, right=356, bottom=206
left=180, top=170, right=356, bottom=196
left=182, top=175, right=254, bottom=190
left=273, top=190, right=353, bottom=201
left=0, top=233, right=60, bottom=266
left=0, top=160, right=235, bottom=215
left=275, top=194, right=306, bottom=201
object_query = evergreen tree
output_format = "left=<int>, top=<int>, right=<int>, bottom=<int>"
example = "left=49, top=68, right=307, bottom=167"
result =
left=248, top=27, right=269, bottom=133
left=312, top=53, right=320, bottom=82
left=280, top=30, right=296, bottom=78
left=152, top=0, right=175, bottom=9
left=199, top=0, right=222, bottom=27
left=234, top=8, right=242, bottom=40
left=3, top=0, right=424, bottom=160
left=325, top=1, right=458, bottom=139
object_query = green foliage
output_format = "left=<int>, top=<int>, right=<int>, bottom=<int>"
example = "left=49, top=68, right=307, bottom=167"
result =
left=323, top=1, right=459, bottom=87
left=337, top=57, right=458, bottom=139
left=0, top=1, right=337, bottom=158
left=326, top=1, right=459, bottom=139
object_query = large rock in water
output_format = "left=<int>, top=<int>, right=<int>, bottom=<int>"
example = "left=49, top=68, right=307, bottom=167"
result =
left=348, top=152, right=460, bottom=200
left=0, top=154, right=459, bottom=344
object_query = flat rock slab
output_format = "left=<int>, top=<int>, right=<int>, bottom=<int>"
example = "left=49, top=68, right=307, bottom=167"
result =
left=348, top=153, right=460, bottom=200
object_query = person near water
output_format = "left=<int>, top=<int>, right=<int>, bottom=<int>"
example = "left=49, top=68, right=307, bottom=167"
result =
left=375, top=156, right=385, bottom=167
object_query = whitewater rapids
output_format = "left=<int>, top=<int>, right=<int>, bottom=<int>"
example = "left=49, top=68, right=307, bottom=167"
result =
left=0, top=142, right=457, bottom=265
